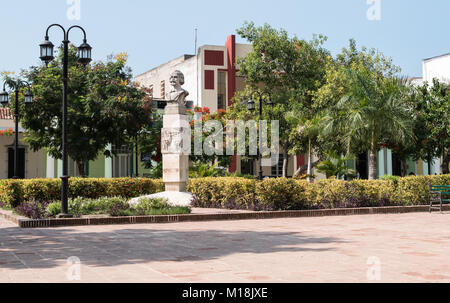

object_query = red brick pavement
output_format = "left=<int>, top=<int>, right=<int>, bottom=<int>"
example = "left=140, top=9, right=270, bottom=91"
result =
left=0, top=212, right=449, bottom=283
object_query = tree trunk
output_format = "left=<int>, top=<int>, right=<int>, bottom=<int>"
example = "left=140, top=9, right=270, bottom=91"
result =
left=369, top=148, right=377, bottom=180
left=427, top=155, right=432, bottom=175
left=442, top=150, right=450, bottom=175
left=307, top=138, right=312, bottom=183
left=294, top=160, right=321, bottom=176
left=77, top=162, right=86, bottom=178
left=401, top=160, right=408, bottom=177
left=282, top=143, right=289, bottom=178
left=369, top=129, right=378, bottom=180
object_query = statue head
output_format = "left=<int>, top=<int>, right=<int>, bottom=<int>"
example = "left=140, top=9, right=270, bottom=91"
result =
left=169, top=70, right=185, bottom=87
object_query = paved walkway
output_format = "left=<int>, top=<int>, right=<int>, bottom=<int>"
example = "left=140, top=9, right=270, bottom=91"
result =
left=0, top=212, right=449, bottom=283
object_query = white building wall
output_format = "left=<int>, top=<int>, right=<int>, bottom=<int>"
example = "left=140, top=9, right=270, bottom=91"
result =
left=423, top=54, right=450, bottom=84
left=135, top=55, right=198, bottom=104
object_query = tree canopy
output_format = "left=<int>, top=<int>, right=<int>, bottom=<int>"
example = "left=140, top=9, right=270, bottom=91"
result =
left=21, top=47, right=152, bottom=176
left=233, top=22, right=330, bottom=177
left=314, top=40, right=414, bottom=179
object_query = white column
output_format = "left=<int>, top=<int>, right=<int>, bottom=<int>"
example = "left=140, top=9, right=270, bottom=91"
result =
left=434, top=158, right=441, bottom=175
left=46, top=154, right=55, bottom=178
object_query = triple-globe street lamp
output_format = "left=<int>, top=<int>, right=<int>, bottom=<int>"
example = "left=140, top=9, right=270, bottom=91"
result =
left=39, top=24, right=92, bottom=217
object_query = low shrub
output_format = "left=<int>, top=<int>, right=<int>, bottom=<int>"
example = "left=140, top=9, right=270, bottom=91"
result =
left=188, top=177, right=258, bottom=210
left=304, top=179, right=396, bottom=209
left=133, top=198, right=191, bottom=216
left=3, top=175, right=450, bottom=215
left=107, top=198, right=132, bottom=217
left=256, top=178, right=309, bottom=210
left=188, top=174, right=450, bottom=211
left=381, top=175, right=400, bottom=186
left=0, top=178, right=165, bottom=208
left=39, top=197, right=191, bottom=219
left=392, top=175, right=450, bottom=205
left=15, top=200, right=49, bottom=220
left=46, top=202, right=62, bottom=218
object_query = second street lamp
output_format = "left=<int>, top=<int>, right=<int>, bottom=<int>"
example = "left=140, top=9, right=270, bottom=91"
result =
left=0, top=80, right=33, bottom=179
left=39, top=24, right=92, bottom=218
left=247, top=91, right=274, bottom=181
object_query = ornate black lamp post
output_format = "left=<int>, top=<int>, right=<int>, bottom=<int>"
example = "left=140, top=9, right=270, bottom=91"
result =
left=39, top=24, right=92, bottom=217
left=0, top=80, right=33, bottom=179
left=247, top=91, right=273, bottom=181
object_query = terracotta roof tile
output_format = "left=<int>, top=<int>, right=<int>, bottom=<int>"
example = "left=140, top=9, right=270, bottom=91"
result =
left=0, top=108, right=13, bottom=120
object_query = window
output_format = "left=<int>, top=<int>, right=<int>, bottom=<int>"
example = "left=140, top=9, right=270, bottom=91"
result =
left=160, top=81, right=165, bottom=99
left=204, top=50, right=224, bottom=66
left=241, top=159, right=254, bottom=176
left=112, top=145, right=130, bottom=155
left=204, top=70, right=214, bottom=90
left=271, top=154, right=284, bottom=177
left=113, top=155, right=129, bottom=178
left=68, top=158, right=81, bottom=177
left=112, top=145, right=130, bottom=178
left=218, top=71, right=227, bottom=110
left=149, top=85, right=153, bottom=98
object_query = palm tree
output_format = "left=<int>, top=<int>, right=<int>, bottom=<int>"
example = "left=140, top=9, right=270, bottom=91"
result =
left=316, top=151, right=356, bottom=179
left=300, top=115, right=324, bottom=182
left=324, top=69, right=414, bottom=180
left=288, top=113, right=324, bottom=183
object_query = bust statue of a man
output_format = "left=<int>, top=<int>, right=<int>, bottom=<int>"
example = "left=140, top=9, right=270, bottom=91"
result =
left=166, top=70, right=189, bottom=106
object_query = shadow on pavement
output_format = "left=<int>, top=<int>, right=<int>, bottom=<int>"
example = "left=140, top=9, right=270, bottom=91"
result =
left=0, top=223, right=344, bottom=270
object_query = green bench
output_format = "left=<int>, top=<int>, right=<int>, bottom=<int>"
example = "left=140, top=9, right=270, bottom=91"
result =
left=429, top=183, right=450, bottom=213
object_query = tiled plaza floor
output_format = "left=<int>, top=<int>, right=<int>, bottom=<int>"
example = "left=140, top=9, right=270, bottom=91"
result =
left=0, top=212, right=449, bottom=283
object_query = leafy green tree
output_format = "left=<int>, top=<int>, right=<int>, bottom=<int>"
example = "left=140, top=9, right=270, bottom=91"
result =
left=139, top=106, right=233, bottom=178
left=398, top=79, right=450, bottom=174
left=138, top=111, right=163, bottom=177
left=287, top=113, right=326, bottom=181
left=188, top=106, right=233, bottom=169
left=22, top=48, right=151, bottom=177
left=235, top=22, right=329, bottom=177
left=316, top=40, right=414, bottom=180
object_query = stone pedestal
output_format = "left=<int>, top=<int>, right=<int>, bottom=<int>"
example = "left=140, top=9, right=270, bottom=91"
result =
left=127, top=71, right=194, bottom=208
left=161, top=103, right=191, bottom=193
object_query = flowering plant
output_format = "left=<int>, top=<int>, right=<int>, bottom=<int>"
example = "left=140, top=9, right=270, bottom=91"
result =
left=0, top=128, right=13, bottom=136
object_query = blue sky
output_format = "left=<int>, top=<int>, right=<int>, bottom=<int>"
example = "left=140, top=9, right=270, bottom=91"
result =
left=0, top=0, right=449, bottom=78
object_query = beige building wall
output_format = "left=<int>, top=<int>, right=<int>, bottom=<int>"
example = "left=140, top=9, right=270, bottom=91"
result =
left=198, top=45, right=228, bottom=112
left=235, top=43, right=253, bottom=69
left=0, top=119, right=13, bottom=129
left=0, top=132, right=45, bottom=179
left=135, top=42, right=254, bottom=113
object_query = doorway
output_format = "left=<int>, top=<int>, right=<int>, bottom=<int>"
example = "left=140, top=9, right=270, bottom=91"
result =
left=356, top=152, right=368, bottom=180
left=392, top=153, right=402, bottom=176
left=8, top=147, right=25, bottom=179
left=240, top=159, right=255, bottom=176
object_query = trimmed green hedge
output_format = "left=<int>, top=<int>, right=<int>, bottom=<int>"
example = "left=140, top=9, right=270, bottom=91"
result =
left=188, top=175, right=450, bottom=211
left=1, top=175, right=449, bottom=211
left=0, top=178, right=165, bottom=208
left=187, top=177, right=258, bottom=210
